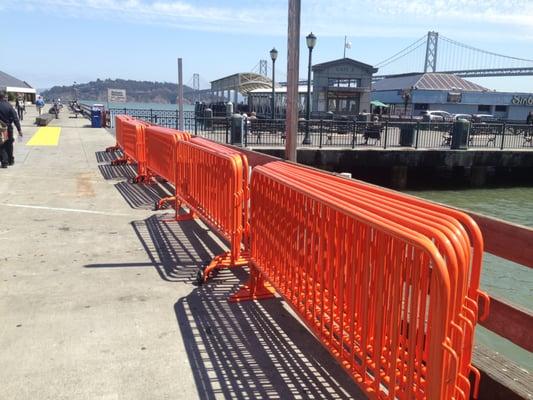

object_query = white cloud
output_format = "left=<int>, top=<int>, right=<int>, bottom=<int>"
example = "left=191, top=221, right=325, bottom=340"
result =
left=4, top=0, right=533, bottom=41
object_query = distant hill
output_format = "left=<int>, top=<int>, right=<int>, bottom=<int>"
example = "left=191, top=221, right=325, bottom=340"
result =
left=41, top=78, right=198, bottom=104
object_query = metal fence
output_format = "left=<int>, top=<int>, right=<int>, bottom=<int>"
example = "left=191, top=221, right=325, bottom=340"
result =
left=108, top=108, right=533, bottom=150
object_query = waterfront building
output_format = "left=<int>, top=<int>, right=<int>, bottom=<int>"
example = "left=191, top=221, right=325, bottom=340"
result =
left=247, top=86, right=310, bottom=117
left=311, top=58, right=377, bottom=116
left=0, top=70, right=36, bottom=102
left=372, top=72, right=533, bottom=122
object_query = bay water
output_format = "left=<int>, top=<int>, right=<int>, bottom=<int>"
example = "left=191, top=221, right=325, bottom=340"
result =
left=408, top=187, right=533, bottom=371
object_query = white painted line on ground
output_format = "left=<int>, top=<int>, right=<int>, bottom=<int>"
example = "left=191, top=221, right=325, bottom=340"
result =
left=0, top=203, right=132, bottom=217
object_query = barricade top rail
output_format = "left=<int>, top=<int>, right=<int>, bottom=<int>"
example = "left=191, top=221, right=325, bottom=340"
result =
left=250, top=165, right=454, bottom=399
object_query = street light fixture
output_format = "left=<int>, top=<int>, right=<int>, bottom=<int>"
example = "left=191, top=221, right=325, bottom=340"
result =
left=270, top=47, right=278, bottom=120
left=303, top=32, right=317, bottom=145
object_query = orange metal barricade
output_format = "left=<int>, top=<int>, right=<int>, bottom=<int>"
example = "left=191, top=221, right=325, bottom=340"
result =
left=257, top=162, right=482, bottom=399
left=144, top=126, right=191, bottom=209
left=111, top=119, right=148, bottom=182
left=234, top=165, right=456, bottom=400
left=265, top=162, right=489, bottom=398
left=189, top=137, right=250, bottom=245
left=175, top=139, right=251, bottom=284
left=106, top=115, right=131, bottom=153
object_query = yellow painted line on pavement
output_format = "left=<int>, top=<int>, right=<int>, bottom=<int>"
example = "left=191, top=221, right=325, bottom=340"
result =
left=27, top=127, right=61, bottom=146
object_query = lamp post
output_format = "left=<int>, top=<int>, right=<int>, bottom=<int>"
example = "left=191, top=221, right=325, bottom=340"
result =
left=303, top=32, right=317, bottom=145
left=270, top=47, right=278, bottom=120
left=401, top=88, right=412, bottom=117
left=73, top=81, right=78, bottom=101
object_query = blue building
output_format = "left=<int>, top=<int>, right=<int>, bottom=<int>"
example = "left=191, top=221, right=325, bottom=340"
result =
left=372, top=73, right=533, bottom=122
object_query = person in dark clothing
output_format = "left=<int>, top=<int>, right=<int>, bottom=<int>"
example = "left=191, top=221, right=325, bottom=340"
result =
left=0, top=92, right=23, bottom=168
left=527, top=111, right=533, bottom=125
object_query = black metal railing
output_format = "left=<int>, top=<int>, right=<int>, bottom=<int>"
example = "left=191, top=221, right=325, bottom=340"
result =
left=107, top=107, right=533, bottom=150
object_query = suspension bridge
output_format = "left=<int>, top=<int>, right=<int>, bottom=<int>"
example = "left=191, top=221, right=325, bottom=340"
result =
left=186, top=31, right=533, bottom=101
left=374, top=31, right=533, bottom=79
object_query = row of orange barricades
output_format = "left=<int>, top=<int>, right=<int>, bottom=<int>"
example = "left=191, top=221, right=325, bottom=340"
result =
left=105, top=115, right=488, bottom=400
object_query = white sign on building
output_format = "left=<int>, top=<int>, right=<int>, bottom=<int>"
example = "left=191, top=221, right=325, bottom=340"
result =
left=108, top=89, right=126, bottom=103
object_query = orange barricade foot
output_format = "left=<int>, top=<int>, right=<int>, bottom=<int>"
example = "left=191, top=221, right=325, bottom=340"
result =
left=196, top=251, right=251, bottom=285
left=132, top=174, right=151, bottom=184
left=111, top=157, right=129, bottom=166
left=162, top=208, right=197, bottom=222
left=155, top=196, right=176, bottom=211
left=175, top=209, right=196, bottom=221
left=229, top=268, right=276, bottom=302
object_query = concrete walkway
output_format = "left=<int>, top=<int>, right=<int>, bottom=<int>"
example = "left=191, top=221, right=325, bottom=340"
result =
left=0, top=106, right=366, bottom=399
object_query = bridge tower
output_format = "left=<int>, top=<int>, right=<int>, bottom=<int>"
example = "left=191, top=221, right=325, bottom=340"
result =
left=259, top=59, right=268, bottom=76
left=192, top=73, right=200, bottom=102
left=424, top=31, right=439, bottom=72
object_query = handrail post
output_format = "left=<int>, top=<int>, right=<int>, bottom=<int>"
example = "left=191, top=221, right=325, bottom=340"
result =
left=383, top=122, right=388, bottom=149
left=319, top=119, right=323, bottom=148
left=415, top=122, right=420, bottom=149
left=175, top=110, right=178, bottom=130
left=226, top=118, right=230, bottom=144
left=194, top=115, right=198, bottom=136
left=244, top=120, right=248, bottom=146
left=150, top=109, right=153, bottom=123
left=500, top=123, right=506, bottom=150
left=352, top=121, right=356, bottom=148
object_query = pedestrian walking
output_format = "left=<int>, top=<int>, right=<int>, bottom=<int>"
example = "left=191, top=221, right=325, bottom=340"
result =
left=15, top=96, right=25, bottom=121
left=527, top=111, right=533, bottom=125
left=0, top=91, right=23, bottom=168
left=36, top=96, right=45, bottom=116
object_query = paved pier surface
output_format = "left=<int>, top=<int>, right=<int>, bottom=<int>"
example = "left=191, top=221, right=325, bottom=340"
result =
left=0, top=107, right=365, bottom=399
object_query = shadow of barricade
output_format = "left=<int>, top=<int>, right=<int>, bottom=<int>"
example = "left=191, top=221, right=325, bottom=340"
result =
left=131, top=214, right=222, bottom=282
left=95, top=150, right=120, bottom=164
left=176, top=277, right=366, bottom=400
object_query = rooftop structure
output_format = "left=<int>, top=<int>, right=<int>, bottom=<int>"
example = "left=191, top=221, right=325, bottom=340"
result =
left=0, top=70, right=36, bottom=101
left=372, top=72, right=488, bottom=92
left=210, top=73, right=274, bottom=104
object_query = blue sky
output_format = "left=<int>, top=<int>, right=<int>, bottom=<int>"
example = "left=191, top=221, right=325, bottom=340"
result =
left=2, top=0, right=533, bottom=92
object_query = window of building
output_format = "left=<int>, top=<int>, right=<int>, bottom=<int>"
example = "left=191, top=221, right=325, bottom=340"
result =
left=495, top=105, right=508, bottom=112
left=328, top=78, right=361, bottom=88
left=478, top=105, right=491, bottom=112
left=447, top=92, right=462, bottom=103
left=327, top=93, right=360, bottom=114
left=414, top=103, right=429, bottom=110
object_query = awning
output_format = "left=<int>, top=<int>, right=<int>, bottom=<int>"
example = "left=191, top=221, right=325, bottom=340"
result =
left=370, top=100, right=389, bottom=107
left=5, top=86, right=36, bottom=94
